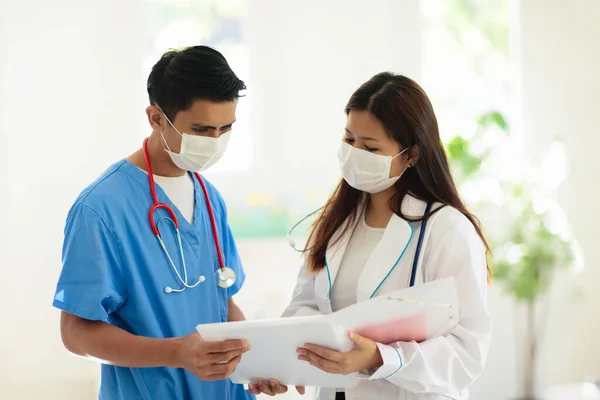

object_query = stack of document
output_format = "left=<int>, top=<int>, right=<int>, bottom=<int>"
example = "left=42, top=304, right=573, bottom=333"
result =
left=196, top=277, right=458, bottom=388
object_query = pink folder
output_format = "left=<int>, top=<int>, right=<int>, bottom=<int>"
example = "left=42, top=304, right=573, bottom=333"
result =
left=353, top=313, right=428, bottom=344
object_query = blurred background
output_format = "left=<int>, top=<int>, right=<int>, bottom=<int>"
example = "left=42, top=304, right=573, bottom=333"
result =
left=1, top=0, right=599, bottom=399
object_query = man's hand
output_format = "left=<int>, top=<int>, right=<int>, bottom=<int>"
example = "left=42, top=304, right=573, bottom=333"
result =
left=248, top=379, right=305, bottom=397
left=174, top=332, right=250, bottom=381
left=59, top=312, right=250, bottom=377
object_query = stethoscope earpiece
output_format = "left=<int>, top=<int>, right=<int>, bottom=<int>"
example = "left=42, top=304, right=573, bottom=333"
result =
left=286, top=206, right=325, bottom=253
left=164, top=276, right=204, bottom=294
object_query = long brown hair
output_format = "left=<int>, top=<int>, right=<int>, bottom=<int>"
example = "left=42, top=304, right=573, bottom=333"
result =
left=305, top=72, right=492, bottom=283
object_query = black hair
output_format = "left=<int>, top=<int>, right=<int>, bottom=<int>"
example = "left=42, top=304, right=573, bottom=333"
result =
left=147, top=45, right=246, bottom=120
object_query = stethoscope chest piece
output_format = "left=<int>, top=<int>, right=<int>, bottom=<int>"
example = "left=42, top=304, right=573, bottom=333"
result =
left=215, top=267, right=236, bottom=289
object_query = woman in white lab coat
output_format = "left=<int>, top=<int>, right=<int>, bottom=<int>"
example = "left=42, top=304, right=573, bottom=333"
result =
left=249, top=72, right=491, bottom=400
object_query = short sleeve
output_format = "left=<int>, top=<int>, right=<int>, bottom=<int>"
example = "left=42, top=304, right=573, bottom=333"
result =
left=52, top=204, right=127, bottom=322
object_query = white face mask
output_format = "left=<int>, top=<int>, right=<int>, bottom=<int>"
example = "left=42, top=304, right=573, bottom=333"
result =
left=338, top=141, right=408, bottom=194
left=161, top=114, right=230, bottom=172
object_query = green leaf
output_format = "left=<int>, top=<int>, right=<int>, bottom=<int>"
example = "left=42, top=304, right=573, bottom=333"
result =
left=445, top=136, right=484, bottom=179
left=446, top=136, right=470, bottom=160
left=492, top=261, right=511, bottom=279
left=477, top=111, right=508, bottom=131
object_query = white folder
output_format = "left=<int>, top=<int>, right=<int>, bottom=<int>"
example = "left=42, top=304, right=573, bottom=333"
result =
left=196, top=277, right=458, bottom=388
left=196, top=315, right=356, bottom=388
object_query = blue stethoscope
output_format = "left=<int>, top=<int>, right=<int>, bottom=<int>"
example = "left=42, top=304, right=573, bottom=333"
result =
left=287, top=203, right=432, bottom=295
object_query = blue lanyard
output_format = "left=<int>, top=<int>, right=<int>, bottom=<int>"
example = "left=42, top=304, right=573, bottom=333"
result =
left=409, top=202, right=433, bottom=287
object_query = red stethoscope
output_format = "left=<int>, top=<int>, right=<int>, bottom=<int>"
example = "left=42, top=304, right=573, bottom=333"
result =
left=143, top=138, right=236, bottom=294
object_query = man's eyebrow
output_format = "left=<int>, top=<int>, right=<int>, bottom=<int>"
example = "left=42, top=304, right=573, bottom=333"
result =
left=190, top=120, right=236, bottom=130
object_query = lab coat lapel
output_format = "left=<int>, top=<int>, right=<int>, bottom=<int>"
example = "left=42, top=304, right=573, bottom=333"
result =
left=356, top=213, right=414, bottom=301
left=314, top=214, right=360, bottom=314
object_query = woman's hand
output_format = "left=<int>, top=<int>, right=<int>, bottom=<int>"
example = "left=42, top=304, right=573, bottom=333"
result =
left=248, top=379, right=305, bottom=396
left=297, top=332, right=383, bottom=375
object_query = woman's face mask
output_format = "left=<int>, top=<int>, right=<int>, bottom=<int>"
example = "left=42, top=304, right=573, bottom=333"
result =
left=339, top=110, right=412, bottom=193
left=338, top=141, right=408, bottom=193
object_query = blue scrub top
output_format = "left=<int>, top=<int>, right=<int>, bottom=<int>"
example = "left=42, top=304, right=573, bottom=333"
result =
left=53, top=160, right=255, bottom=400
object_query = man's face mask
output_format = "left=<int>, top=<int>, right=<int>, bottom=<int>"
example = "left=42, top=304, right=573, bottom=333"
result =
left=161, top=113, right=231, bottom=172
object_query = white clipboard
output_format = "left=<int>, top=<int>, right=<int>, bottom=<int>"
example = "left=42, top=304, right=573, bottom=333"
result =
left=196, top=316, right=357, bottom=388
left=196, top=278, right=458, bottom=388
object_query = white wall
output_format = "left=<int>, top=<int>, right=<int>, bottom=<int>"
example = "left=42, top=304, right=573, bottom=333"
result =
left=518, top=0, right=600, bottom=392
left=0, top=0, right=145, bottom=398
left=0, top=0, right=12, bottom=383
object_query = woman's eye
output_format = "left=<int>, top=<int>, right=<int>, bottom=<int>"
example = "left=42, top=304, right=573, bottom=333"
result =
left=343, top=137, right=354, bottom=143
left=365, top=146, right=378, bottom=152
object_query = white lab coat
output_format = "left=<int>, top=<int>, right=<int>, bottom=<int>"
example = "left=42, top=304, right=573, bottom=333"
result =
left=282, top=195, right=491, bottom=400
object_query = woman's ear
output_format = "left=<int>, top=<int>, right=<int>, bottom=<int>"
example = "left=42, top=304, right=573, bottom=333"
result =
left=407, top=145, right=420, bottom=167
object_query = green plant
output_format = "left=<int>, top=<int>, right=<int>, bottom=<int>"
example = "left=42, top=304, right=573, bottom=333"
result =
left=445, top=111, right=507, bottom=181
left=445, top=111, right=575, bottom=399
left=493, top=186, right=574, bottom=302
left=492, top=184, right=574, bottom=399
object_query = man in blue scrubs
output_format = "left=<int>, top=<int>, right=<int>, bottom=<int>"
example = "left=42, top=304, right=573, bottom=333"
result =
left=53, top=46, right=255, bottom=399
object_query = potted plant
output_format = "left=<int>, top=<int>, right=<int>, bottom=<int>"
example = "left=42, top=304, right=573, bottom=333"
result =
left=445, top=111, right=577, bottom=400
left=492, top=183, right=574, bottom=399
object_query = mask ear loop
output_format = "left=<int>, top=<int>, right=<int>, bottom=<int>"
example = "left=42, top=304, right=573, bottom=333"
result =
left=161, top=110, right=182, bottom=135
left=392, top=146, right=409, bottom=159
left=386, top=146, right=411, bottom=178
left=160, top=130, right=174, bottom=153
left=158, top=109, right=183, bottom=153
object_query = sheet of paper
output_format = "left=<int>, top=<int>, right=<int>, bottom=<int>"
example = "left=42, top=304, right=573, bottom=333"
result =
left=352, top=313, right=429, bottom=344
left=196, top=316, right=357, bottom=388
left=326, top=277, right=459, bottom=343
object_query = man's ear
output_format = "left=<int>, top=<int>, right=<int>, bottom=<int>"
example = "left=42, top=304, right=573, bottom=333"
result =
left=145, top=105, right=165, bottom=132
left=407, top=144, right=420, bottom=167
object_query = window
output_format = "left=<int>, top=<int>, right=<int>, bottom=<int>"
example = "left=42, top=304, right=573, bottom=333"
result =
left=421, top=0, right=512, bottom=143
left=142, top=0, right=252, bottom=172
